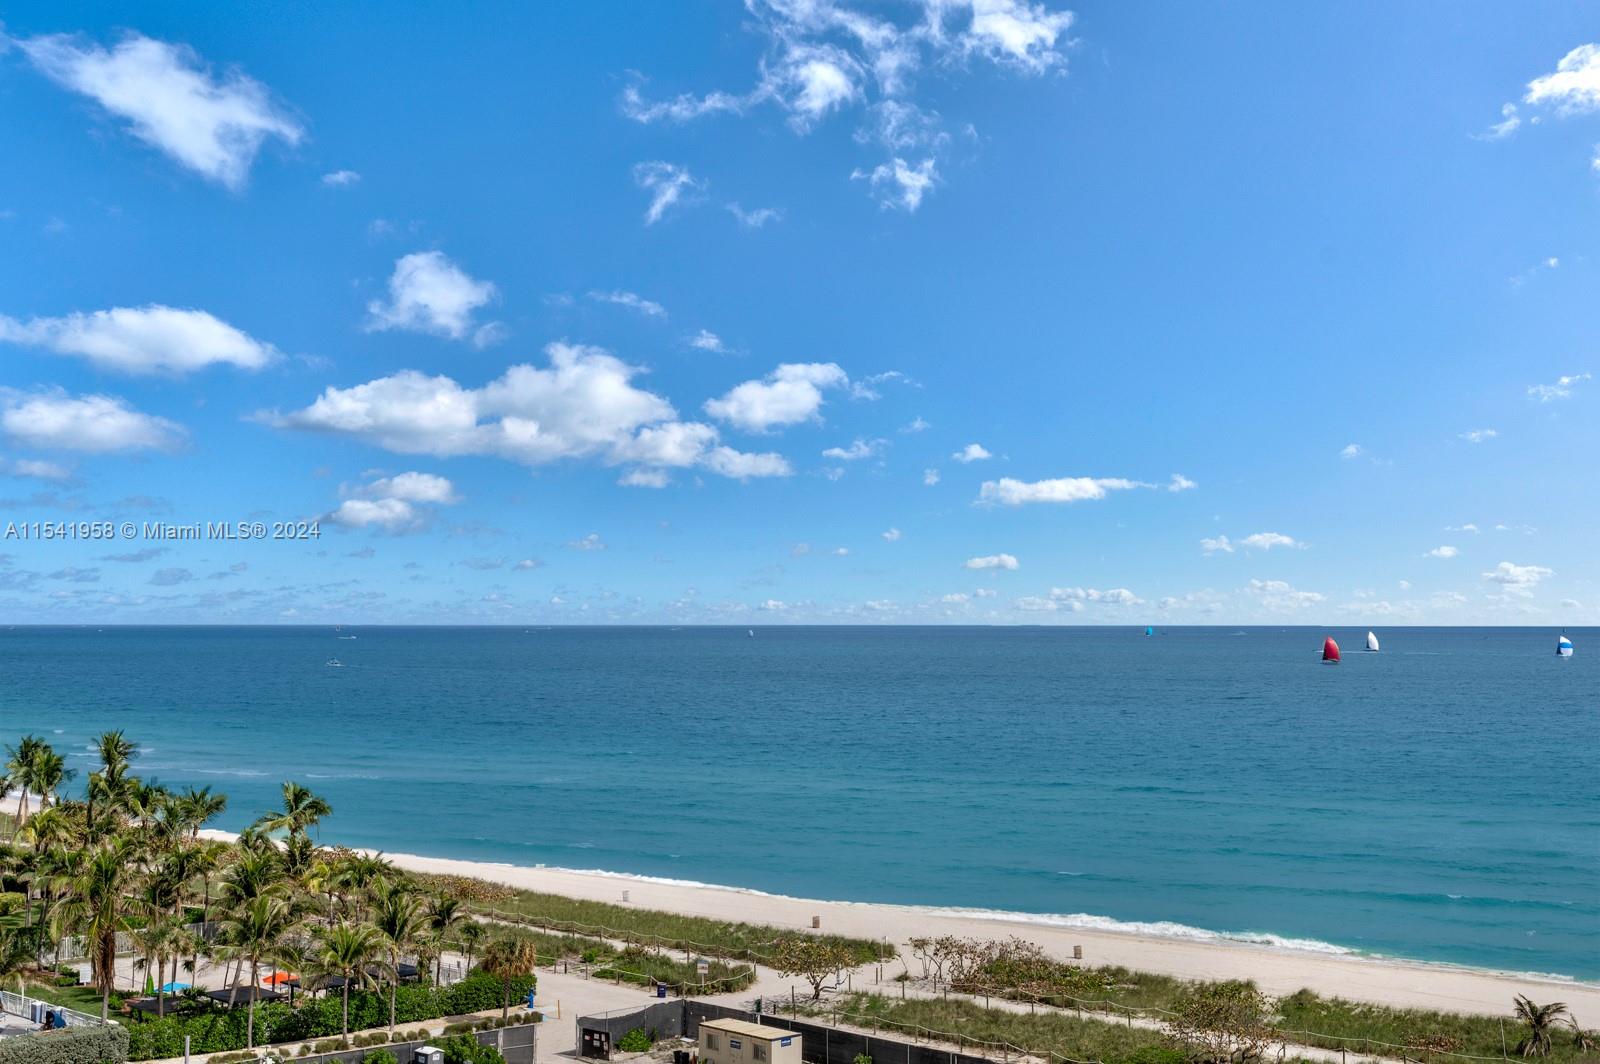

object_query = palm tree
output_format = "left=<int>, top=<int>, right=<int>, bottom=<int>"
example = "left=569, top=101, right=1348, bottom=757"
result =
left=131, top=915, right=192, bottom=1017
left=459, top=920, right=486, bottom=973
left=480, top=935, right=539, bottom=1021
left=85, top=730, right=137, bottom=837
left=173, top=785, right=227, bottom=841
left=28, top=745, right=71, bottom=813
left=1514, top=996, right=1570, bottom=1057
left=4, top=735, right=45, bottom=822
left=53, top=837, right=140, bottom=1021
left=252, top=782, right=331, bottom=840
left=314, top=922, right=387, bottom=1047
left=372, top=877, right=427, bottom=1033
left=221, top=893, right=300, bottom=1049
left=425, top=893, right=466, bottom=984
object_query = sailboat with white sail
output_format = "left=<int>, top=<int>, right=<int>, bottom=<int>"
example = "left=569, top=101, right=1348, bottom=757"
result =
left=1365, top=630, right=1380, bottom=652
left=1557, top=634, right=1574, bottom=658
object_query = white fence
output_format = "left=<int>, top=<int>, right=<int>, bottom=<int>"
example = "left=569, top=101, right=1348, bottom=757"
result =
left=0, top=989, right=107, bottom=1028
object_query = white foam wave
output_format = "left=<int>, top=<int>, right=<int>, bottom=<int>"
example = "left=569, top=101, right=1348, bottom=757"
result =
left=908, top=905, right=1357, bottom=956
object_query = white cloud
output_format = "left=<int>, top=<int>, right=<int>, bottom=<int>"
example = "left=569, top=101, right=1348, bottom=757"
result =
left=704, top=362, right=848, bottom=431
left=0, top=390, right=184, bottom=453
left=952, top=442, right=992, bottom=463
left=902, top=416, right=930, bottom=433
left=1246, top=578, right=1324, bottom=610
left=1524, top=44, right=1600, bottom=116
left=1482, top=561, right=1552, bottom=591
left=1447, top=523, right=1480, bottom=534
left=855, top=157, right=938, bottom=211
left=633, top=161, right=701, bottom=225
left=269, top=342, right=790, bottom=481
left=1458, top=428, right=1498, bottom=443
left=568, top=532, right=606, bottom=551
left=1527, top=372, right=1591, bottom=401
left=1204, top=532, right=1301, bottom=553
left=1049, top=586, right=1142, bottom=606
left=1167, top=473, right=1197, bottom=492
left=619, top=468, right=671, bottom=488
left=366, top=251, right=498, bottom=341
left=17, top=32, right=302, bottom=189
left=361, top=471, right=459, bottom=504
left=822, top=437, right=882, bottom=460
left=978, top=476, right=1144, bottom=506
left=1340, top=443, right=1363, bottom=459
left=620, top=0, right=1072, bottom=208
left=702, top=446, right=794, bottom=479
left=974, top=587, right=997, bottom=598
left=1428, top=545, right=1459, bottom=559
left=923, top=467, right=940, bottom=486
left=1478, top=102, right=1522, bottom=140
left=0, top=305, right=278, bottom=375
left=727, top=203, right=783, bottom=228
left=0, top=457, right=73, bottom=481
left=882, top=527, right=901, bottom=541
left=326, top=471, right=460, bottom=532
left=514, top=558, right=543, bottom=570
left=941, top=592, right=969, bottom=604
left=589, top=290, right=666, bottom=318
left=760, top=598, right=789, bottom=611
left=1239, top=532, right=1301, bottom=551
left=689, top=329, right=726, bottom=353
left=322, top=169, right=361, bottom=187
left=964, top=552, right=1019, bottom=570
left=1561, top=598, right=1582, bottom=609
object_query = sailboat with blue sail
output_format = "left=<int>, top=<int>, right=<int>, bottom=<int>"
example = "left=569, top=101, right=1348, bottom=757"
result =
left=1557, top=634, right=1574, bottom=658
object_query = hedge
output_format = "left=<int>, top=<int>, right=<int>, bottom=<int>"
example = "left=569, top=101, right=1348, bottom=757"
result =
left=124, top=970, right=535, bottom=1061
left=0, top=1021, right=131, bottom=1064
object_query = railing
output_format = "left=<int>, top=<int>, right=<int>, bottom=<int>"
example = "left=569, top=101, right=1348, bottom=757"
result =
left=0, top=989, right=108, bottom=1028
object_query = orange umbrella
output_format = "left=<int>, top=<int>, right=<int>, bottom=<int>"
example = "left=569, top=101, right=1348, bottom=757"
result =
left=262, top=972, right=298, bottom=986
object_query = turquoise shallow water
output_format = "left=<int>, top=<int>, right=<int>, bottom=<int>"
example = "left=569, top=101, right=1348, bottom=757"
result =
left=1, top=625, right=1594, bottom=979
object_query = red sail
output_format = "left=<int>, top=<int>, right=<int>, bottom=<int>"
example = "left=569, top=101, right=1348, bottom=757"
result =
left=1323, top=636, right=1341, bottom=662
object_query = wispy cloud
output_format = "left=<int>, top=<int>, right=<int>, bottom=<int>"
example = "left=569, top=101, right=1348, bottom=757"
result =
left=1528, top=372, right=1590, bottom=401
left=633, top=161, right=702, bottom=225
left=588, top=290, right=666, bottom=318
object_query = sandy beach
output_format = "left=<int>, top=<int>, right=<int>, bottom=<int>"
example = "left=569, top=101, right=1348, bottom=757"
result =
left=229, top=835, right=1596, bottom=1021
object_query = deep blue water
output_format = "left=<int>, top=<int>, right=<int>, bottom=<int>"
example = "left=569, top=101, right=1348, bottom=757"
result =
left=1, top=625, right=1594, bottom=980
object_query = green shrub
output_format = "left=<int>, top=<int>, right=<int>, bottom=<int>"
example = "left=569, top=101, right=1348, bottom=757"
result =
left=363, top=1050, right=400, bottom=1064
left=853, top=1054, right=873, bottom=1064
left=618, top=1027, right=654, bottom=1053
left=437, top=1033, right=505, bottom=1064
left=0, top=1022, right=132, bottom=1064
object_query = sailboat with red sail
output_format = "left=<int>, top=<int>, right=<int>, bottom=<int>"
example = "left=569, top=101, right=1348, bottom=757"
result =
left=1322, top=636, right=1341, bottom=663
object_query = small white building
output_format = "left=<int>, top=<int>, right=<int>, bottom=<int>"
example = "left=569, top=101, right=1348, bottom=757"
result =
left=697, top=1018, right=802, bottom=1064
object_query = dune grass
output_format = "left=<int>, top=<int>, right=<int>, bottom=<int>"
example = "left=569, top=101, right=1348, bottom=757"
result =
left=426, top=875, right=889, bottom=964
left=792, top=992, right=1184, bottom=1064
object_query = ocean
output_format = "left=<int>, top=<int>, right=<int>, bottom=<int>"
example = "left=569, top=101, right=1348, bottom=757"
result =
left=1, top=625, right=1594, bottom=981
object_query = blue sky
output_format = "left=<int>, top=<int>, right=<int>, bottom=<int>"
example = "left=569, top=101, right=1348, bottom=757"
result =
left=0, top=1, right=1596, bottom=625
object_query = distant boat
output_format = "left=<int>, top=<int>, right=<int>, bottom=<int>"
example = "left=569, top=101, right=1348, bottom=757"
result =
left=1557, top=634, right=1574, bottom=658
left=325, top=658, right=344, bottom=668
left=1365, top=630, right=1380, bottom=652
left=747, top=629, right=755, bottom=638
left=1145, top=626, right=1154, bottom=637
left=1322, top=637, right=1341, bottom=664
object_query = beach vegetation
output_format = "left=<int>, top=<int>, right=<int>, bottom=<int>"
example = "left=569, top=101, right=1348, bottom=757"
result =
left=480, top=934, right=540, bottom=1021
left=771, top=937, right=857, bottom=1000
left=424, top=878, right=887, bottom=964
left=1514, top=996, right=1571, bottom=1058
left=618, top=1026, right=655, bottom=1052
left=1163, top=980, right=1275, bottom=1064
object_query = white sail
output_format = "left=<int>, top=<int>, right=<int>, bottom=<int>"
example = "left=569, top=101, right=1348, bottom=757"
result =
left=1366, top=630, right=1379, bottom=652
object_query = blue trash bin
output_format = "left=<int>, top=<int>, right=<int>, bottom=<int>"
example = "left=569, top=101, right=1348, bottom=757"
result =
left=656, top=983, right=667, bottom=999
